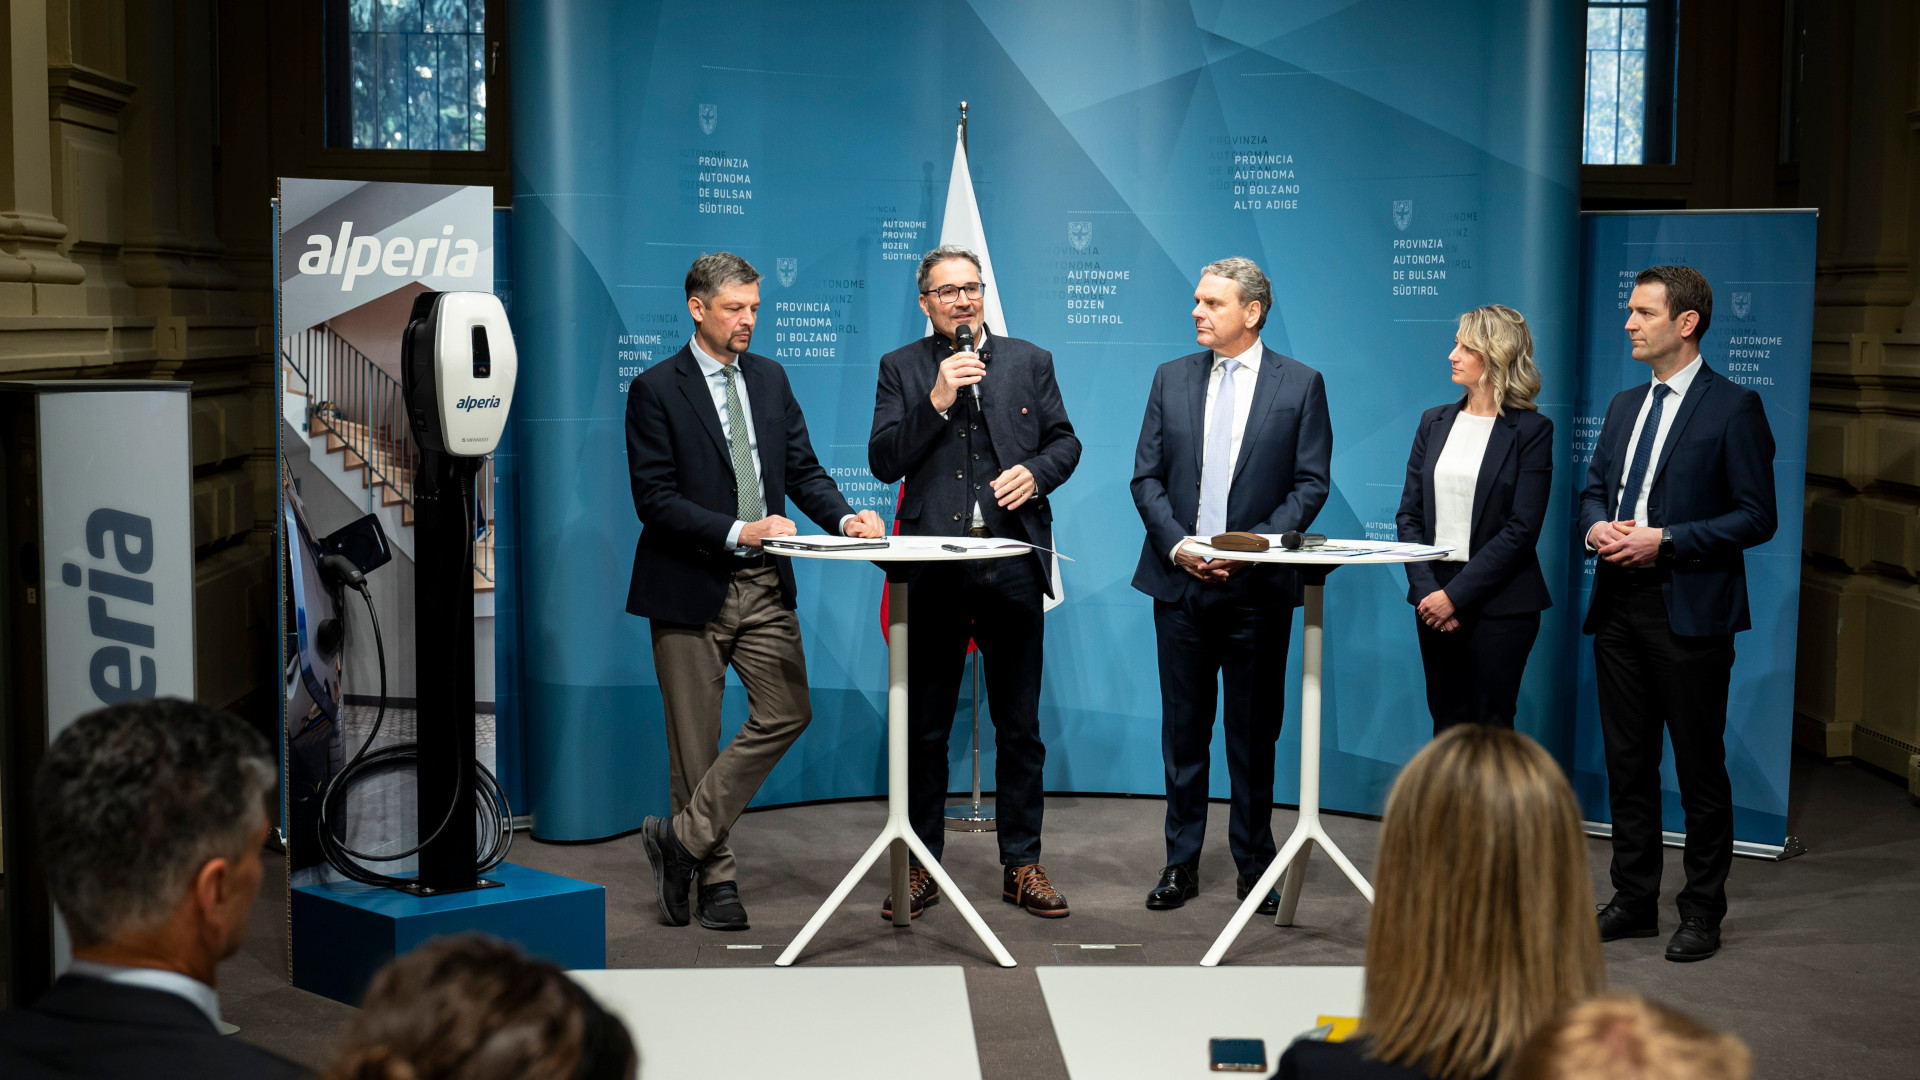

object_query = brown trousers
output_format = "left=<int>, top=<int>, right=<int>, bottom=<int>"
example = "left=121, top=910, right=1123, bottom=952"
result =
left=649, top=564, right=811, bottom=885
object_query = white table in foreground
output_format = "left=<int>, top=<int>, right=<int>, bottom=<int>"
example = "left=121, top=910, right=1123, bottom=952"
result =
left=765, top=536, right=1029, bottom=968
left=573, top=966, right=981, bottom=1080
left=1180, top=538, right=1447, bottom=966
left=1038, top=965, right=1363, bottom=1079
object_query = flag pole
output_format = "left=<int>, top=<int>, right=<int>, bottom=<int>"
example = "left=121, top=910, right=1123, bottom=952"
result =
left=946, top=98, right=993, bottom=834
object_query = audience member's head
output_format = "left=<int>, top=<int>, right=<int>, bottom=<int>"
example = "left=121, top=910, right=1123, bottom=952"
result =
left=1502, top=994, right=1751, bottom=1080
left=1361, top=725, right=1604, bottom=1080
left=36, top=697, right=275, bottom=985
left=326, top=935, right=636, bottom=1080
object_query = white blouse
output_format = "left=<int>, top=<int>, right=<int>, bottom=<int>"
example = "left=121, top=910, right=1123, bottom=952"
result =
left=1432, top=412, right=1496, bottom=563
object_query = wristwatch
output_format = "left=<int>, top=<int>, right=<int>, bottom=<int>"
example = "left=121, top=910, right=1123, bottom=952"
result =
left=1659, top=527, right=1674, bottom=562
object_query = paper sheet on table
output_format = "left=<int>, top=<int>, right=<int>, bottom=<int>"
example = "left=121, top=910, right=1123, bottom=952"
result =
left=762, top=535, right=890, bottom=551
left=888, top=535, right=1028, bottom=551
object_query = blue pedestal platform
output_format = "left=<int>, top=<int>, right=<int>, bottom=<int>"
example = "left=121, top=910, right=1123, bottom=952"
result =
left=291, top=862, right=605, bottom=1005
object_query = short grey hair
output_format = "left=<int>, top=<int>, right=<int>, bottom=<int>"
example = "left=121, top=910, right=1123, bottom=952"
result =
left=684, top=251, right=761, bottom=302
left=35, top=698, right=275, bottom=946
left=1200, top=256, right=1273, bottom=330
left=916, top=245, right=983, bottom=293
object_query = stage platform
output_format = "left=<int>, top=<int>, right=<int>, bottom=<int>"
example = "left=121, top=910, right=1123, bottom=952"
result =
left=193, top=755, right=1919, bottom=1080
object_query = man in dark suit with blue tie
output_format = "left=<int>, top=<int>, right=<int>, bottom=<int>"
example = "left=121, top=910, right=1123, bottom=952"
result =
left=869, top=245, right=1082, bottom=919
left=1130, top=257, right=1332, bottom=913
left=1579, top=265, right=1777, bottom=963
left=627, top=253, right=884, bottom=932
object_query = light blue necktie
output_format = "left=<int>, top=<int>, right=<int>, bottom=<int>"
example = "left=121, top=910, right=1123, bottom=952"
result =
left=1196, top=359, right=1240, bottom=538
left=1616, top=383, right=1671, bottom=522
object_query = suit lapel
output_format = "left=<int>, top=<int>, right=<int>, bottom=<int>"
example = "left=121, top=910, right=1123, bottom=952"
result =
left=1471, top=411, right=1518, bottom=531
left=1650, top=365, right=1713, bottom=487
left=1230, top=350, right=1284, bottom=483
left=676, top=349, right=730, bottom=463
left=1186, top=353, right=1209, bottom=481
left=741, top=354, right=781, bottom=503
left=1607, top=384, right=1651, bottom=501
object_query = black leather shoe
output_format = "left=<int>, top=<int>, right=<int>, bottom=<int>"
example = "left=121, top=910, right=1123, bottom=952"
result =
left=1237, top=873, right=1282, bottom=918
left=1596, top=902, right=1658, bottom=942
left=1146, top=863, right=1199, bottom=910
left=641, top=816, right=697, bottom=927
left=1665, top=916, right=1720, bottom=962
left=696, top=880, right=749, bottom=931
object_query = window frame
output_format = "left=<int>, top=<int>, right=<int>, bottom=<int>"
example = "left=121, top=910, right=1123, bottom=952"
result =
left=1580, top=0, right=1692, bottom=202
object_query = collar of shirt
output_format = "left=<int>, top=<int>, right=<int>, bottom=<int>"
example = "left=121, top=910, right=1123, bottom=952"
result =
left=689, top=334, right=738, bottom=377
left=1651, top=354, right=1704, bottom=399
left=1212, top=337, right=1264, bottom=374
left=67, top=959, right=222, bottom=1028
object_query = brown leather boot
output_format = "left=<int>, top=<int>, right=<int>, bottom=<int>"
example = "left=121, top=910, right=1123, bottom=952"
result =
left=880, top=866, right=940, bottom=920
left=1004, top=863, right=1070, bottom=918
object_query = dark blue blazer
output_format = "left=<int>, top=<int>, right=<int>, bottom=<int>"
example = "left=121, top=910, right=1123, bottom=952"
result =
left=0, top=976, right=310, bottom=1080
left=1130, top=346, right=1332, bottom=607
left=624, top=345, right=855, bottom=625
left=1577, top=362, right=1777, bottom=637
left=868, top=333, right=1081, bottom=593
left=1395, top=401, right=1555, bottom=617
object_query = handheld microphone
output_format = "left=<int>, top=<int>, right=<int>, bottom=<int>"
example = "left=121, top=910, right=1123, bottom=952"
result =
left=956, top=323, right=980, bottom=404
left=1279, top=531, right=1327, bottom=550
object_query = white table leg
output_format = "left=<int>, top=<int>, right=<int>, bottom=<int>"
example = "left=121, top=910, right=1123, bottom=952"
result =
left=777, top=580, right=1016, bottom=968
left=1201, top=577, right=1374, bottom=966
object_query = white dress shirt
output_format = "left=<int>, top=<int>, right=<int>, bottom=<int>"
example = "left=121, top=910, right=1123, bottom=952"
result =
left=1588, top=356, right=1704, bottom=550
left=690, top=336, right=852, bottom=552
left=1433, top=411, right=1495, bottom=562
left=68, top=959, right=222, bottom=1028
left=1172, top=337, right=1264, bottom=563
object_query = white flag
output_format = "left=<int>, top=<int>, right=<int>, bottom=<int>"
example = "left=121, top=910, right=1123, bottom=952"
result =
left=934, top=128, right=1065, bottom=610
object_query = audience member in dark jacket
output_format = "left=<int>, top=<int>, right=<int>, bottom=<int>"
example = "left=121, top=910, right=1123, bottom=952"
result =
left=0, top=698, right=306, bottom=1079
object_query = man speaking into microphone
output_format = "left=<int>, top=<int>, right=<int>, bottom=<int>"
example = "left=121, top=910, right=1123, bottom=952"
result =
left=869, top=244, right=1082, bottom=919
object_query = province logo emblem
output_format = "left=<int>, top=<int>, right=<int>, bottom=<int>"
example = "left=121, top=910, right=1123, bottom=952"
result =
left=1068, top=221, right=1092, bottom=252
left=699, top=104, right=718, bottom=135
left=1731, top=292, right=1752, bottom=320
left=1393, top=200, right=1413, bottom=231
left=777, top=258, right=797, bottom=288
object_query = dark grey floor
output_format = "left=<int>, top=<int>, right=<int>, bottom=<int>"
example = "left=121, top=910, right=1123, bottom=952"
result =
left=212, top=752, right=1917, bottom=1079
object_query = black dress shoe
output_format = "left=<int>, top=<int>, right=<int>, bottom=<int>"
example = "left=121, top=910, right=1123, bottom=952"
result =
left=1665, top=916, right=1720, bottom=962
left=641, top=816, right=698, bottom=927
left=696, top=880, right=749, bottom=931
left=1236, top=873, right=1282, bottom=918
left=1146, top=863, right=1199, bottom=910
left=1596, top=902, right=1658, bottom=942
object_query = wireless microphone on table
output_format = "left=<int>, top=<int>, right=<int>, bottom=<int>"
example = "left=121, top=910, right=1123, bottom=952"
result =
left=1280, top=531, right=1327, bottom=550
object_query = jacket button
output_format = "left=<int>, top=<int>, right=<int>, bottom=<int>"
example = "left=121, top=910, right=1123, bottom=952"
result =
left=952, top=513, right=962, bottom=522
left=956, top=469, right=963, bottom=479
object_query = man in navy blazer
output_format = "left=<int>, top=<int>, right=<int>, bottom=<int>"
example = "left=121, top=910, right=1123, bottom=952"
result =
left=1578, top=265, right=1777, bottom=963
left=1131, top=257, right=1331, bottom=913
left=869, top=245, right=1082, bottom=919
left=627, top=253, right=884, bottom=932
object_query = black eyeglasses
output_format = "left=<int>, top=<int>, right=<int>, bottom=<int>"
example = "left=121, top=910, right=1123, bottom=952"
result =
left=920, top=282, right=985, bottom=305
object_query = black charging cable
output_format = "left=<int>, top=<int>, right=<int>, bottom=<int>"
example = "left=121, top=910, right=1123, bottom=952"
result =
left=315, top=555, right=513, bottom=888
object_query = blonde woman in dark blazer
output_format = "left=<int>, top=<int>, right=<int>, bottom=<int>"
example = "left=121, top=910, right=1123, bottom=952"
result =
left=1396, top=305, right=1553, bottom=733
left=1278, top=726, right=1604, bottom=1080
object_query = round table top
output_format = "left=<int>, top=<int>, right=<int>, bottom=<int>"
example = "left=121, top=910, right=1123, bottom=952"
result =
left=1179, top=537, right=1450, bottom=566
left=761, top=536, right=1032, bottom=562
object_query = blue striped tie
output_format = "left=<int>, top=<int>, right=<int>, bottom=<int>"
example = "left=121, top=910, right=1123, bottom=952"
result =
left=1616, top=383, right=1671, bottom=522
left=1196, top=359, right=1239, bottom=538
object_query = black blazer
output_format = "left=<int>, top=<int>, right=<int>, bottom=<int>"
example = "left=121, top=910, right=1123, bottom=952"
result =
left=868, top=333, right=1081, bottom=593
left=1577, top=363, right=1777, bottom=637
left=624, top=345, right=855, bottom=625
left=1395, top=401, right=1555, bottom=617
left=1279, top=1037, right=1491, bottom=1080
left=0, top=975, right=310, bottom=1080
left=1130, top=346, right=1332, bottom=607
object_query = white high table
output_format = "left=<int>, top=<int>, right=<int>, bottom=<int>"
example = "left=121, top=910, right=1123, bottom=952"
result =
left=1182, top=537, right=1447, bottom=967
left=767, top=536, right=1029, bottom=968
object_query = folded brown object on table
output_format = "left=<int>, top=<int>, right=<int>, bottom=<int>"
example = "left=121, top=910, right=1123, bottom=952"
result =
left=1208, top=531, right=1270, bottom=552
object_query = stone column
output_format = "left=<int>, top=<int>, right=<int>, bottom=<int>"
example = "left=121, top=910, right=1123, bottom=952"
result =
left=0, top=0, right=86, bottom=307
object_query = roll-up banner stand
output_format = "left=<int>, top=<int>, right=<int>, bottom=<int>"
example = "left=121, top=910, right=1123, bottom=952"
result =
left=1571, top=210, right=1818, bottom=860
left=0, top=382, right=197, bottom=1004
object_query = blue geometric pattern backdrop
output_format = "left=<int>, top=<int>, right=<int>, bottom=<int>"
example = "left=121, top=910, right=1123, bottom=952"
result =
left=504, top=1, right=1585, bottom=840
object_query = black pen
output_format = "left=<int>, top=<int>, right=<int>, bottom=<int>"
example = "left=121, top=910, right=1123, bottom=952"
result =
left=941, top=543, right=967, bottom=553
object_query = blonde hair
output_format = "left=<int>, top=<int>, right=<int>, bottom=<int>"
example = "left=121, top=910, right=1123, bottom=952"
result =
left=1361, top=726, right=1603, bottom=1080
left=1501, top=994, right=1751, bottom=1080
left=1457, top=304, right=1542, bottom=413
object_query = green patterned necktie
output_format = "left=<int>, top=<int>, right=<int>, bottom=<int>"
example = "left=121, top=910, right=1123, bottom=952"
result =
left=723, top=366, right=764, bottom=522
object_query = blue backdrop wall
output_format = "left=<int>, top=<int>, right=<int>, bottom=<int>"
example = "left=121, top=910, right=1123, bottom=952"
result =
left=504, top=0, right=1586, bottom=841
